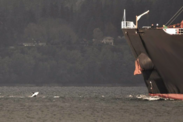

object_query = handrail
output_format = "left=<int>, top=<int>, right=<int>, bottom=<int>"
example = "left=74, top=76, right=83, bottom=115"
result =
left=121, top=21, right=136, bottom=29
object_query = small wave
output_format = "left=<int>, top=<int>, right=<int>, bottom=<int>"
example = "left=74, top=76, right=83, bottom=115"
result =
left=53, top=96, right=60, bottom=98
left=9, top=96, right=25, bottom=98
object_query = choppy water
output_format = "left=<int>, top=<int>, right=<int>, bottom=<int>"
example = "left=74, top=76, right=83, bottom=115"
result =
left=0, top=86, right=182, bottom=122
left=0, top=86, right=148, bottom=98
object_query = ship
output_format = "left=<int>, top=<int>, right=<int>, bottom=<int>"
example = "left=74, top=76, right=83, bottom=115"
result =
left=121, top=7, right=183, bottom=100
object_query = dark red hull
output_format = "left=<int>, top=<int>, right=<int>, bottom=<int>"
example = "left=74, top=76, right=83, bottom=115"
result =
left=122, top=28, right=183, bottom=100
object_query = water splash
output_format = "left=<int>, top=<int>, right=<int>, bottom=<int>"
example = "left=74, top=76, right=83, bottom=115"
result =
left=127, top=94, right=175, bottom=101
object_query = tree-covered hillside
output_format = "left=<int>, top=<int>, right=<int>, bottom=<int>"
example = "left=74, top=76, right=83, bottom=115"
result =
left=0, top=0, right=182, bottom=46
left=0, top=0, right=182, bottom=85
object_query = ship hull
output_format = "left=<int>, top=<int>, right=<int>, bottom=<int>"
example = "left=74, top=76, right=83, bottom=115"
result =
left=122, top=28, right=183, bottom=100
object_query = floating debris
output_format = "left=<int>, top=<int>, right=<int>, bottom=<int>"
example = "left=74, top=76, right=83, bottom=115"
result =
left=31, top=92, right=39, bottom=97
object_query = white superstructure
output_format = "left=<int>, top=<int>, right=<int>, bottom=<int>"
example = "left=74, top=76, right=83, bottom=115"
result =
left=163, top=28, right=183, bottom=35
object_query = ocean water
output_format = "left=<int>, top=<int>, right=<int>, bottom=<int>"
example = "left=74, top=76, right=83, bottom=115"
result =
left=0, top=86, right=182, bottom=122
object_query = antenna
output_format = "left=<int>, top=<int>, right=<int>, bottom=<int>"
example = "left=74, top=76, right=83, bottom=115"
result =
left=124, top=9, right=126, bottom=22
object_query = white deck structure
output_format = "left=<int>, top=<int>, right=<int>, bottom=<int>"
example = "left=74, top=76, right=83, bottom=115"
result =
left=163, top=28, right=183, bottom=35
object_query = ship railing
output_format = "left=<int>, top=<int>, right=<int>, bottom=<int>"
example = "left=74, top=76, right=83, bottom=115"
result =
left=142, top=26, right=151, bottom=29
left=163, top=28, right=183, bottom=35
left=121, top=21, right=136, bottom=29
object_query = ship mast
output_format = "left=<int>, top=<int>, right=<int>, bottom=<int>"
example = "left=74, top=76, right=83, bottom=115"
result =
left=122, top=9, right=126, bottom=28
left=136, top=10, right=149, bottom=28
